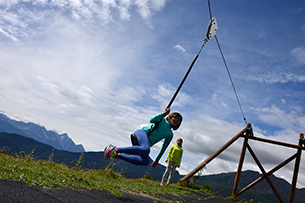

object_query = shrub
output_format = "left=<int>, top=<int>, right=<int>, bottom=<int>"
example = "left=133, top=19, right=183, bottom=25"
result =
left=48, top=149, right=54, bottom=162
left=201, top=184, right=214, bottom=196
left=178, top=180, right=201, bottom=190
left=101, top=169, right=122, bottom=179
left=74, top=153, right=84, bottom=170
left=142, top=174, right=152, bottom=180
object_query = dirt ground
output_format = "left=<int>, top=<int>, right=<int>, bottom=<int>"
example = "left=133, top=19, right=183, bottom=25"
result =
left=0, top=179, right=236, bottom=202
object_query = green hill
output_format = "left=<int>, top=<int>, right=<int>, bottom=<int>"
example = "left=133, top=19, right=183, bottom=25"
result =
left=0, top=145, right=217, bottom=202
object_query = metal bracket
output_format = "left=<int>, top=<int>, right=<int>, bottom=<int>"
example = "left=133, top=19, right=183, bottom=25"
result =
left=206, top=17, right=218, bottom=40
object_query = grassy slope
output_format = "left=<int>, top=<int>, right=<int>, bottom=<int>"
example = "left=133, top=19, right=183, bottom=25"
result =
left=0, top=152, right=213, bottom=201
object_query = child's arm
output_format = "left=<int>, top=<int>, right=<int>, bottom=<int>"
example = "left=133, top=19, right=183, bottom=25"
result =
left=149, top=108, right=170, bottom=123
left=152, top=136, right=172, bottom=168
left=178, top=149, right=183, bottom=167
left=166, top=145, right=174, bottom=162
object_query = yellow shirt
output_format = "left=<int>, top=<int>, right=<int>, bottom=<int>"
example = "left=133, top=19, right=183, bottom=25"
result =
left=166, top=145, right=183, bottom=165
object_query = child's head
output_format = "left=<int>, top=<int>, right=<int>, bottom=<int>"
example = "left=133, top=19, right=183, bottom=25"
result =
left=166, top=112, right=183, bottom=130
left=177, top=138, right=183, bottom=146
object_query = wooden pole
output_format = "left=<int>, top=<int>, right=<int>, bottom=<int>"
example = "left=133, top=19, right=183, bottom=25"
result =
left=244, top=135, right=300, bottom=149
left=288, top=133, right=303, bottom=203
left=232, top=129, right=250, bottom=195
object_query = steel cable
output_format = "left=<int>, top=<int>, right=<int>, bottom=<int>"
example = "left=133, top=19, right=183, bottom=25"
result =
left=207, top=0, right=247, bottom=125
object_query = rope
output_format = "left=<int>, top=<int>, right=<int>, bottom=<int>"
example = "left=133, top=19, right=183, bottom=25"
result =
left=207, top=0, right=247, bottom=125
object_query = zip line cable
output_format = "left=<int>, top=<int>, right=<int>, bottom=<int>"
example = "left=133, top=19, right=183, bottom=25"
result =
left=207, top=0, right=248, bottom=125
left=215, top=36, right=247, bottom=125
left=166, top=18, right=217, bottom=109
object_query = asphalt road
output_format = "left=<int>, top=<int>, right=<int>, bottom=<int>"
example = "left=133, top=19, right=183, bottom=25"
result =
left=0, top=179, right=235, bottom=203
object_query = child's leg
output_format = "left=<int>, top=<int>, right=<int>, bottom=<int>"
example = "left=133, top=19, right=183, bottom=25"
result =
left=166, top=162, right=179, bottom=185
left=161, top=161, right=171, bottom=184
left=118, top=154, right=150, bottom=165
left=117, top=145, right=149, bottom=155
left=117, top=130, right=150, bottom=155
left=116, top=129, right=150, bottom=165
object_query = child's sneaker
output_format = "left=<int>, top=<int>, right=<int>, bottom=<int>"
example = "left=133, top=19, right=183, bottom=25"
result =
left=104, top=144, right=117, bottom=160
left=160, top=183, right=164, bottom=186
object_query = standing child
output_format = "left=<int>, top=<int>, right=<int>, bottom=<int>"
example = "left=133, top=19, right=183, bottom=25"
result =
left=160, top=138, right=183, bottom=186
left=104, top=108, right=183, bottom=169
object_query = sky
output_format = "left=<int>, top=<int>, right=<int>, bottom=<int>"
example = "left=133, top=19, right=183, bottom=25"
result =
left=0, top=0, right=305, bottom=189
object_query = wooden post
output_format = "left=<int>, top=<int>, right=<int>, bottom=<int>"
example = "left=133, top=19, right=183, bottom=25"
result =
left=232, top=133, right=249, bottom=196
left=288, top=133, right=303, bottom=203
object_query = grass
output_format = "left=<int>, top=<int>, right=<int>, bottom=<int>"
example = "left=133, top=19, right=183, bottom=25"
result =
left=0, top=151, right=214, bottom=201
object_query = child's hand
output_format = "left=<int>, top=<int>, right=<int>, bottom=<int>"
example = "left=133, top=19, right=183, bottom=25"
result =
left=163, top=108, right=170, bottom=116
left=152, top=160, right=159, bottom=168
left=165, top=160, right=168, bottom=163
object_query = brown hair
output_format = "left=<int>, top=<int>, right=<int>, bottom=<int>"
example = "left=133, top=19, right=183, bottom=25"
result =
left=177, top=138, right=183, bottom=147
left=166, top=112, right=183, bottom=130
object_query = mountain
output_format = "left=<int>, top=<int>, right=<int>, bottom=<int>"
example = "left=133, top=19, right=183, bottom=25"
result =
left=195, top=171, right=305, bottom=203
left=0, top=132, right=180, bottom=182
left=0, top=113, right=84, bottom=152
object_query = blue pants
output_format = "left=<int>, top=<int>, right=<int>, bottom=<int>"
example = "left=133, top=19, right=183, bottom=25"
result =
left=117, top=130, right=151, bottom=165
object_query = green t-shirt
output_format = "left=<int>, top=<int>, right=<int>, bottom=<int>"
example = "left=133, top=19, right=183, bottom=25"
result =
left=141, top=113, right=173, bottom=162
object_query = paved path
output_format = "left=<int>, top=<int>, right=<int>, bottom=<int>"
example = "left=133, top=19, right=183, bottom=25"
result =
left=0, top=179, right=235, bottom=202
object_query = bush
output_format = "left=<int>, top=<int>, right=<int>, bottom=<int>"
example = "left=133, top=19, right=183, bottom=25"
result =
left=178, top=180, right=201, bottom=190
left=142, top=174, right=152, bottom=180
left=201, top=184, right=214, bottom=196
left=191, top=184, right=201, bottom=190
left=0, top=147, right=7, bottom=155
left=74, top=153, right=84, bottom=170
left=102, top=169, right=122, bottom=179
left=19, top=149, right=35, bottom=161
left=48, top=149, right=54, bottom=162
left=225, top=195, right=239, bottom=202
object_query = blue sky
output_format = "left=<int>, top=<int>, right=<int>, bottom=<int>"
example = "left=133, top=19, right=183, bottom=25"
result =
left=0, top=0, right=305, bottom=188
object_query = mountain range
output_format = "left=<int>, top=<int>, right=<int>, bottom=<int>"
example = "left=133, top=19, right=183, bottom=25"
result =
left=0, top=113, right=84, bottom=152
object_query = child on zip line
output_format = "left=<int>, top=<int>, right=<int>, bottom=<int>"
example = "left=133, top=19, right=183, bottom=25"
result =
left=160, top=138, right=183, bottom=186
left=104, top=108, right=183, bottom=168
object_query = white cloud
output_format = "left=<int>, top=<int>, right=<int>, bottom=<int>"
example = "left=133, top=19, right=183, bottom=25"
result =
left=0, top=0, right=167, bottom=42
left=291, top=47, right=305, bottom=65
left=134, top=0, right=166, bottom=20
left=0, top=27, right=19, bottom=41
left=255, top=105, right=305, bottom=132
left=211, top=93, right=229, bottom=109
left=38, top=77, right=95, bottom=108
left=117, top=0, right=132, bottom=20
left=174, top=44, right=186, bottom=53
left=249, top=72, right=305, bottom=84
